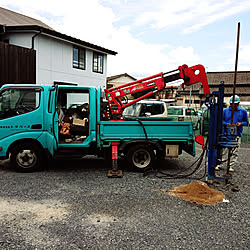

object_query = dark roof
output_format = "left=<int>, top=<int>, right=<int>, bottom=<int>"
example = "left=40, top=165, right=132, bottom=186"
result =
left=0, top=7, right=117, bottom=55
left=207, top=71, right=250, bottom=85
left=107, top=73, right=137, bottom=82
left=0, top=7, right=53, bottom=30
left=177, top=71, right=250, bottom=97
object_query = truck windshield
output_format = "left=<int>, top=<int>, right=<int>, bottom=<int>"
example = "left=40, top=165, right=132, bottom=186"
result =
left=167, top=108, right=183, bottom=115
left=123, top=103, right=165, bottom=117
left=123, top=103, right=142, bottom=117
left=0, top=88, right=40, bottom=120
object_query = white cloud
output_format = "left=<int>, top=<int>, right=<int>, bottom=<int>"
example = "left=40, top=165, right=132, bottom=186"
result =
left=167, top=46, right=200, bottom=65
left=134, top=0, right=250, bottom=34
left=223, top=43, right=250, bottom=71
left=212, top=42, right=250, bottom=71
left=0, top=0, right=202, bottom=78
left=2, top=0, right=117, bottom=46
left=216, top=65, right=227, bottom=71
left=1, top=0, right=249, bottom=78
left=239, top=45, right=250, bottom=66
left=106, top=27, right=200, bottom=78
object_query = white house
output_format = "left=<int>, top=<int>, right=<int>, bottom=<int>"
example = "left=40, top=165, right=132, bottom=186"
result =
left=0, top=7, right=117, bottom=88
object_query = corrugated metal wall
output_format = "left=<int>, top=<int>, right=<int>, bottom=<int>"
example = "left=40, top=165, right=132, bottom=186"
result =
left=0, top=42, right=36, bottom=86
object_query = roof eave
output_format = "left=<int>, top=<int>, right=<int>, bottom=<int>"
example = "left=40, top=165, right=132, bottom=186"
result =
left=4, top=25, right=117, bottom=55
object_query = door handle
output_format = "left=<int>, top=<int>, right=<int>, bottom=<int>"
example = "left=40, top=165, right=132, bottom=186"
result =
left=31, top=124, right=42, bottom=129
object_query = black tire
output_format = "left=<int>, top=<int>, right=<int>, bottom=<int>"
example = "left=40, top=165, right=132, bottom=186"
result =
left=127, top=144, right=155, bottom=171
left=10, top=142, right=44, bottom=172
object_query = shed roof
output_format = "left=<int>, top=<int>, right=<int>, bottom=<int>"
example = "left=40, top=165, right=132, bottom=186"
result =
left=0, top=7, right=117, bottom=55
left=107, top=73, right=137, bottom=82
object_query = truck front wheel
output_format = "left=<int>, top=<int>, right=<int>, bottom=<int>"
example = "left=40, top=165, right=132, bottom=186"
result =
left=10, top=142, right=44, bottom=172
left=127, top=144, right=155, bottom=171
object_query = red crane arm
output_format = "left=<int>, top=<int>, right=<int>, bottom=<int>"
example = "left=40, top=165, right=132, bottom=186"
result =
left=178, top=64, right=210, bottom=96
left=105, top=64, right=210, bottom=120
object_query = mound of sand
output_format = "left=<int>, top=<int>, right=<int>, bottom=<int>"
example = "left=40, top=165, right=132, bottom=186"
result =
left=169, top=181, right=225, bottom=204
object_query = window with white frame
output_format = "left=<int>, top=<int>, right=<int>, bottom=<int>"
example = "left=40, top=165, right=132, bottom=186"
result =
left=93, top=52, right=104, bottom=73
left=73, top=47, right=85, bottom=70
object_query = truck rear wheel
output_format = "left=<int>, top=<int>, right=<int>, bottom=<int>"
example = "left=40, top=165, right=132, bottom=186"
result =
left=127, top=144, right=155, bottom=171
left=10, top=142, right=43, bottom=172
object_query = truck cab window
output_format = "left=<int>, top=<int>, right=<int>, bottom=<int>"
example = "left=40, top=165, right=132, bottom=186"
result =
left=141, top=103, right=164, bottom=116
left=0, top=88, right=40, bottom=120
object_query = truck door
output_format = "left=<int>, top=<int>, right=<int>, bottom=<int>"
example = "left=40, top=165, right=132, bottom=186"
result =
left=45, top=86, right=59, bottom=156
left=0, top=86, right=44, bottom=155
left=56, top=86, right=96, bottom=148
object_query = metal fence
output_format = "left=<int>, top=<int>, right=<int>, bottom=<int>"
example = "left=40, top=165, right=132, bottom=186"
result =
left=242, top=122, right=250, bottom=143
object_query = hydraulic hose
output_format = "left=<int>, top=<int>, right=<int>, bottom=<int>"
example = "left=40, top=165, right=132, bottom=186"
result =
left=144, top=137, right=208, bottom=180
left=124, top=117, right=148, bottom=139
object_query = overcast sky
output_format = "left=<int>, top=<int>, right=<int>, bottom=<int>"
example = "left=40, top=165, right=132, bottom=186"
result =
left=1, top=0, right=250, bottom=78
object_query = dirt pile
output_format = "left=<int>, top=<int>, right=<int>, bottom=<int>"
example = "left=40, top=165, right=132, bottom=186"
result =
left=169, top=181, right=225, bottom=204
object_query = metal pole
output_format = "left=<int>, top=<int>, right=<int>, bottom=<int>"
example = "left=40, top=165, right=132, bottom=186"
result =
left=189, top=87, right=192, bottom=107
left=230, top=22, right=240, bottom=124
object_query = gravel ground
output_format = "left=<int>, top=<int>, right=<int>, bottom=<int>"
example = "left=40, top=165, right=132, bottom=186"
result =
left=0, top=144, right=249, bottom=249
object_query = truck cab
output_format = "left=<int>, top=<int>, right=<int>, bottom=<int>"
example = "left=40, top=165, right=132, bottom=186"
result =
left=0, top=84, right=100, bottom=171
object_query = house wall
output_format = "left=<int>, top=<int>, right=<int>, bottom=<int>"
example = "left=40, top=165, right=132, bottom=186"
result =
left=5, top=33, right=107, bottom=88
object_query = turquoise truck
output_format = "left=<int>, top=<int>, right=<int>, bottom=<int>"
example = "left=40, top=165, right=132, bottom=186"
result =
left=0, top=64, right=210, bottom=174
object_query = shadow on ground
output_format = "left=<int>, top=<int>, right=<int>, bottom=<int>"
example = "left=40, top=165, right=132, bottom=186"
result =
left=0, top=154, right=198, bottom=175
